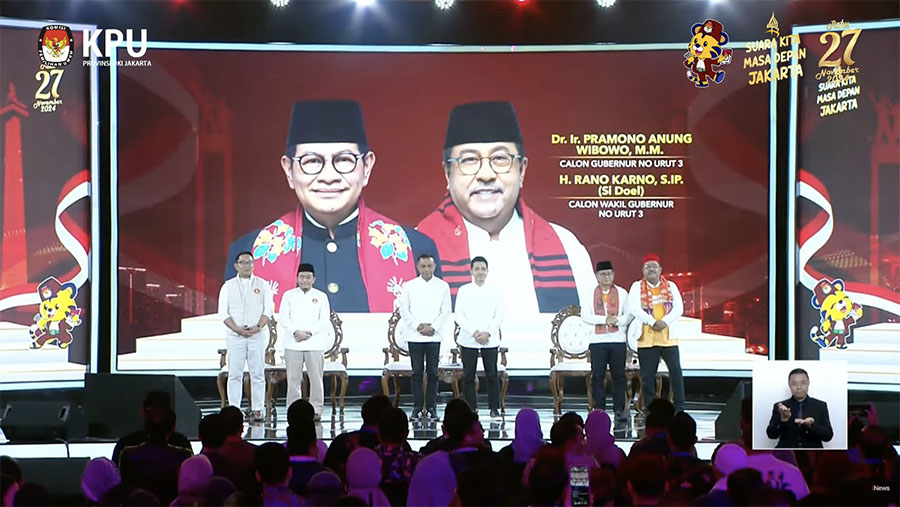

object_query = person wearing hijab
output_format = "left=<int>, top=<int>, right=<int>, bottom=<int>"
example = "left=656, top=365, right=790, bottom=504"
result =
left=345, top=448, right=390, bottom=507
left=172, top=455, right=213, bottom=506
left=584, top=410, right=625, bottom=469
left=81, top=457, right=121, bottom=505
left=407, top=451, right=457, bottom=507
left=497, top=408, right=545, bottom=496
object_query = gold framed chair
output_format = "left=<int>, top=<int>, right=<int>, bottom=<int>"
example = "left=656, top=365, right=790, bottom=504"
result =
left=549, top=306, right=670, bottom=416
left=382, top=310, right=455, bottom=408
left=218, top=312, right=349, bottom=425
left=446, top=323, right=511, bottom=413
left=264, top=310, right=349, bottom=425
left=548, top=305, right=594, bottom=415
left=382, top=310, right=413, bottom=407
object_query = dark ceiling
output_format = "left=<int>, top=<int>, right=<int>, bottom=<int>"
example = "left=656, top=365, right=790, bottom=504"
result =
left=1, top=0, right=898, bottom=46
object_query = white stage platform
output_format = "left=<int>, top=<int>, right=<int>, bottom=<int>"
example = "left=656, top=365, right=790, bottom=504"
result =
left=818, top=322, right=900, bottom=386
left=117, top=312, right=767, bottom=375
left=0, top=322, right=87, bottom=385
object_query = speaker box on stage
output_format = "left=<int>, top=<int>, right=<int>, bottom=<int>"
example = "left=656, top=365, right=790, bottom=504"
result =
left=0, top=401, right=86, bottom=442
left=86, top=374, right=201, bottom=439
left=715, top=380, right=751, bottom=441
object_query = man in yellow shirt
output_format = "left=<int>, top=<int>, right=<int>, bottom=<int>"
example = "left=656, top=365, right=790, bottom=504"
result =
left=627, top=254, right=685, bottom=411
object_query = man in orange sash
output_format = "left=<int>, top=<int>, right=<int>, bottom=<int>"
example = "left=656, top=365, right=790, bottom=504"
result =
left=582, top=260, right=632, bottom=427
left=627, top=254, right=685, bottom=412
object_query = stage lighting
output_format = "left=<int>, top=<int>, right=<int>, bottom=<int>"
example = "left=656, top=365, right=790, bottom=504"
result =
left=356, top=0, right=376, bottom=6
left=435, top=0, right=454, bottom=9
left=270, top=0, right=289, bottom=6
left=596, top=0, right=615, bottom=7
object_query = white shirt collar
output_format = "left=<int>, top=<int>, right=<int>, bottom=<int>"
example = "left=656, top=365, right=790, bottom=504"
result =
left=462, top=210, right=522, bottom=242
left=305, top=207, right=359, bottom=229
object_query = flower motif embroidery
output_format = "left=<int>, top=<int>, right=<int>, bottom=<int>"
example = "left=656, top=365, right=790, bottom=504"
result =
left=387, top=276, right=404, bottom=299
left=368, top=220, right=411, bottom=265
left=388, top=277, right=404, bottom=311
left=253, top=220, right=298, bottom=265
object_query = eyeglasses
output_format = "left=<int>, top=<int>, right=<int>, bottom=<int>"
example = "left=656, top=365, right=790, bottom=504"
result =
left=235, top=260, right=253, bottom=266
left=446, top=153, right=522, bottom=176
left=291, top=152, right=365, bottom=175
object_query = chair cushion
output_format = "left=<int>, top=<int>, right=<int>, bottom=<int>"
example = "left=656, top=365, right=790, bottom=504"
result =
left=324, top=361, right=347, bottom=374
left=383, top=362, right=412, bottom=373
left=221, top=364, right=251, bottom=374
left=550, top=361, right=592, bottom=373
left=557, top=317, right=591, bottom=355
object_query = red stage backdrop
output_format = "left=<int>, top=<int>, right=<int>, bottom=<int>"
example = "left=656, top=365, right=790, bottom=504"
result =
left=794, top=24, right=900, bottom=371
left=115, top=46, right=771, bottom=363
left=0, top=22, right=93, bottom=382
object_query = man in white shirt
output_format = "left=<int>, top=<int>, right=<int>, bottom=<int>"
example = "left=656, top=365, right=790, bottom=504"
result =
left=218, top=251, right=275, bottom=422
left=627, top=253, right=685, bottom=412
left=582, top=260, right=633, bottom=427
left=278, top=263, right=332, bottom=421
left=417, top=101, right=595, bottom=315
left=455, top=256, right=505, bottom=419
left=398, top=254, right=451, bottom=421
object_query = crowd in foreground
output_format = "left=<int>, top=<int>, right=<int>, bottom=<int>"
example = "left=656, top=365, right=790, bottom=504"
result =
left=1, top=392, right=897, bottom=506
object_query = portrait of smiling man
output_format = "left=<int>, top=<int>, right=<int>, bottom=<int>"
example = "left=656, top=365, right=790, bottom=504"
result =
left=417, top=101, right=594, bottom=313
left=226, top=99, right=441, bottom=312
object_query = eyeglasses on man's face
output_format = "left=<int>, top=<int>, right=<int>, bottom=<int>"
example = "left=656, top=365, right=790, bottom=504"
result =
left=446, top=152, right=522, bottom=176
left=291, top=152, right=365, bottom=175
left=235, top=260, right=253, bottom=266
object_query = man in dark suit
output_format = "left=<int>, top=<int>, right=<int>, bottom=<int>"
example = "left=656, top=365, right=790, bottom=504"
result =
left=225, top=99, right=441, bottom=313
left=766, top=368, right=834, bottom=448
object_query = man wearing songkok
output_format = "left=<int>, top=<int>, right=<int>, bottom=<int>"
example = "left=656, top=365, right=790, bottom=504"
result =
left=627, top=253, right=685, bottom=412
left=226, top=99, right=441, bottom=312
left=398, top=254, right=451, bottom=421
left=455, top=256, right=505, bottom=419
left=279, top=263, right=331, bottom=421
left=417, top=101, right=594, bottom=314
left=582, top=260, right=633, bottom=427
left=218, top=251, right=274, bottom=422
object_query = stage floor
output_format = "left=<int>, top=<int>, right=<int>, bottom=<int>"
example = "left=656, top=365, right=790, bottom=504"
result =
left=213, top=394, right=724, bottom=444
left=0, top=393, right=732, bottom=462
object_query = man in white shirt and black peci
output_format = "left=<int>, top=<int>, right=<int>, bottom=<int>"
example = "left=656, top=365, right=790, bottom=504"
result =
left=454, top=256, right=505, bottom=419
left=218, top=251, right=275, bottom=423
left=398, top=254, right=452, bottom=421
left=278, top=263, right=332, bottom=421
left=582, top=260, right=633, bottom=430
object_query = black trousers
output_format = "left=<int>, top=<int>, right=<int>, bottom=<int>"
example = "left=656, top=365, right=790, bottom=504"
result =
left=408, top=342, right=441, bottom=412
left=637, top=345, right=685, bottom=412
left=460, top=346, right=500, bottom=411
left=589, top=342, right=627, bottom=420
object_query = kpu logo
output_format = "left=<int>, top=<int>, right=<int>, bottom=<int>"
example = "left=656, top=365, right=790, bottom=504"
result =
left=38, top=25, right=75, bottom=67
left=82, top=29, right=148, bottom=58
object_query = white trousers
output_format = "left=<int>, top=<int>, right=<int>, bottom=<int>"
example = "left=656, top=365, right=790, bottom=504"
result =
left=226, top=332, right=266, bottom=411
left=285, top=349, right=325, bottom=416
